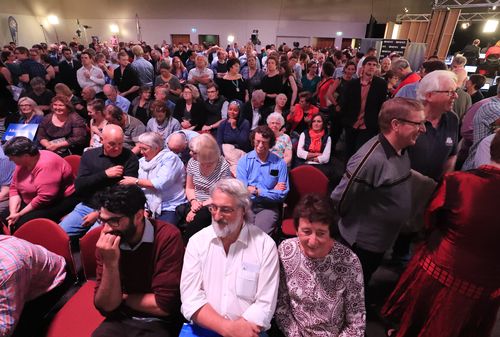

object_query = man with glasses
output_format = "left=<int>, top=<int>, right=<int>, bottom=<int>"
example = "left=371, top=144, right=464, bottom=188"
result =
left=180, top=178, right=279, bottom=337
left=237, top=125, right=289, bottom=234
left=59, top=125, right=139, bottom=238
left=93, top=184, right=184, bottom=337
left=332, top=98, right=426, bottom=296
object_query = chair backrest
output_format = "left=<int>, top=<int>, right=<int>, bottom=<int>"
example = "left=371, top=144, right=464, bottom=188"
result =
left=79, top=226, right=103, bottom=280
left=285, top=165, right=329, bottom=217
left=13, top=218, right=76, bottom=278
left=63, top=155, right=81, bottom=178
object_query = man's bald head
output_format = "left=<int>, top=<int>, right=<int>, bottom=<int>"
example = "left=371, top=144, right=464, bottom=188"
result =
left=102, top=124, right=124, bottom=157
left=168, top=132, right=188, bottom=154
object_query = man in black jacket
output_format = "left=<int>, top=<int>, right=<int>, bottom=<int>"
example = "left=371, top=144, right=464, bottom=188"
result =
left=58, top=47, right=82, bottom=95
left=242, top=89, right=268, bottom=130
left=59, top=124, right=139, bottom=238
left=341, top=56, right=388, bottom=158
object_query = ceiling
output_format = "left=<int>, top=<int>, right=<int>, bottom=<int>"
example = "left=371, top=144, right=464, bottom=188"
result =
left=2, top=0, right=435, bottom=22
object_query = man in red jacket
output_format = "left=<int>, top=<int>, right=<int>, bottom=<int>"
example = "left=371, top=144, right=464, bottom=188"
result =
left=392, top=58, right=421, bottom=96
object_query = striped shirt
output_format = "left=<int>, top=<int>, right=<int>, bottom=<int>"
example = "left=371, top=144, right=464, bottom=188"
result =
left=0, top=236, right=66, bottom=336
left=186, top=156, right=231, bottom=201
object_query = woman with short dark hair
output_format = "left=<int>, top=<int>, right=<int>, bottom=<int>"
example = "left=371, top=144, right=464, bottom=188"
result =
left=146, top=100, right=181, bottom=142
left=4, top=136, right=78, bottom=231
left=276, top=194, right=366, bottom=337
left=219, top=58, right=248, bottom=102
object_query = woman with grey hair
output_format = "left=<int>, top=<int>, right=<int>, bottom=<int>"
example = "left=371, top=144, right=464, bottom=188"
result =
left=184, top=133, right=231, bottom=241
left=119, top=131, right=186, bottom=225
left=267, top=112, right=292, bottom=166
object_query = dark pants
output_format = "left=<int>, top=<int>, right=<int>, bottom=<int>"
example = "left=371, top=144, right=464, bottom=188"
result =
left=182, top=206, right=212, bottom=243
left=11, top=193, right=80, bottom=233
left=344, top=127, right=376, bottom=159
left=92, top=317, right=173, bottom=337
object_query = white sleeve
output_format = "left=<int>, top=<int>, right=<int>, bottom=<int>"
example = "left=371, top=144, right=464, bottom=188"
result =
left=296, top=133, right=308, bottom=160
left=317, top=137, right=331, bottom=164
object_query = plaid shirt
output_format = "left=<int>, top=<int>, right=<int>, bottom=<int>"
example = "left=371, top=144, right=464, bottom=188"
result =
left=0, top=236, right=66, bottom=336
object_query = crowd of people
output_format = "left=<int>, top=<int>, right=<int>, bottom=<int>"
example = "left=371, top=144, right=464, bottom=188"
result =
left=0, top=36, right=499, bottom=337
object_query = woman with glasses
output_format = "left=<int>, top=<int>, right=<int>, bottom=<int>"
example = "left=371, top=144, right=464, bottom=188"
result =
left=119, top=132, right=186, bottom=225
left=17, top=97, right=44, bottom=124
left=184, top=134, right=231, bottom=241
left=173, top=84, right=206, bottom=131
left=146, top=100, right=181, bottom=142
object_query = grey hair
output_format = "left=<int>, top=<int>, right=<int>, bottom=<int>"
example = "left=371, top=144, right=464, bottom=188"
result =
left=416, top=70, right=457, bottom=101
left=267, top=112, right=285, bottom=127
left=251, top=89, right=266, bottom=102
left=391, top=58, right=410, bottom=70
left=275, top=93, right=288, bottom=104
left=18, top=97, right=43, bottom=116
left=210, top=178, right=254, bottom=223
left=137, top=132, right=165, bottom=151
left=452, top=54, right=467, bottom=66
left=190, top=133, right=220, bottom=163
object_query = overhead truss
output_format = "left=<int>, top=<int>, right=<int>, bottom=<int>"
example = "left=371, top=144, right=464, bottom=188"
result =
left=397, top=11, right=500, bottom=22
left=433, top=0, right=500, bottom=9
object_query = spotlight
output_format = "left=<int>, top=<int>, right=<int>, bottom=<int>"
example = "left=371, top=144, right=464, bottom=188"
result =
left=110, top=24, right=119, bottom=34
left=461, top=22, right=470, bottom=29
left=336, top=31, right=343, bottom=36
left=227, top=35, right=235, bottom=43
left=404, top=7, right=409, bottom=13
left=47, top=15, right=59, bottom=25
left=483, top=20, right=499, bottom=33
left=493, top=6, right=497, bottom=10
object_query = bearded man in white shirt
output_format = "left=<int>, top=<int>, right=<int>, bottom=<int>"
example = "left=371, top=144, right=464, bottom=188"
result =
left=180, top=178, right=279, bottom=337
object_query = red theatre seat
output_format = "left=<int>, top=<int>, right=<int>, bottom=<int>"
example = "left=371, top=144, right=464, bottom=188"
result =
left=46, top=226, right=105, bottom=337
left=281, top=165, right=329, bottom=236
left=63, top=154, right=81, bottom=178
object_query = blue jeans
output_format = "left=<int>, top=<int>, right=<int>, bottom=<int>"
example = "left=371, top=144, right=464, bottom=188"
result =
left=59, top=202, right=99, bottom=238
left=157, top=210, right=179, bottom=226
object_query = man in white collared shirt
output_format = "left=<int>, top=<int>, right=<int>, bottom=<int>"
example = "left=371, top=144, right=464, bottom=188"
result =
left=181, top=178, right=279, bottom=337
left=77, top=51, right=105, bottom=94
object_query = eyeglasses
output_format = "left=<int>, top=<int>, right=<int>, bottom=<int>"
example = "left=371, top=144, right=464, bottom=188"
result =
left=432, top=89, right=459, bottom=97
left=208, top=204, right=237, bottom=215
left=396, top=118, right=426, bottom=128
left=97, top=215, right=128, bottom=228
left=207, top=90, right=217, bottom=94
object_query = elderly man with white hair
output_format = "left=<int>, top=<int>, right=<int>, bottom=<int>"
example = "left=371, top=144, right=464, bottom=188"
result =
left=180, top=178, right=279, bottom=337
left=410, top=70, right=460, bottom=181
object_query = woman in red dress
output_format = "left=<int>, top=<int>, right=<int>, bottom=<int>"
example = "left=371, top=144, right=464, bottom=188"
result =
left=381, top=131, right=500, bottom=337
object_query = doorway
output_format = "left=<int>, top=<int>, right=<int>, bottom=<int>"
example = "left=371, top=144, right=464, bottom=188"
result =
left=171, top=34, right=191, bottom=46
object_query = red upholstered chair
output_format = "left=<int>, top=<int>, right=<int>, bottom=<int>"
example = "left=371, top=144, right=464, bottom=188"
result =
left=46, top=226, right=105, bottom=337
left=281, top=165, right=329, bottom=236
left=13, top=218, right=76, bottom=279
left=63, top=154, right=81, bottom=178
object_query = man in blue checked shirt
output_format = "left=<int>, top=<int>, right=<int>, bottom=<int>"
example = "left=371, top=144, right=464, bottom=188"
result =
left=237, top=125, right=289, bottom=234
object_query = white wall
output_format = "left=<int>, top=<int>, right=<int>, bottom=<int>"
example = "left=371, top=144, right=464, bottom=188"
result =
left=0, top=13, right=48, bottom=46
left=1, top=13, right=367, bottom=49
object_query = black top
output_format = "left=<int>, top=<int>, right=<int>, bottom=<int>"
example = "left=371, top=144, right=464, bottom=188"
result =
left=57, top=59, right=82, bottom=93
left=173, top=100, right=206, bottom=131
left=408, top=111, right=459, bottom=181
left=24, top=90, right=55, bottom=114
left=204, top=95, right=226, bottom=126
left=113, top=64, right=140, bottom=101
left=218, top=78, right=247, bottom=102
left=261, top=74, right=283, bottom=108
left=470, top=90, right=484, bottom=105
left=74, top=147, right=139, bottom=207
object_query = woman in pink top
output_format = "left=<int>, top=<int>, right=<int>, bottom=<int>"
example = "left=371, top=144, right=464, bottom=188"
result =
left=4, top=137, right=78, bottom=232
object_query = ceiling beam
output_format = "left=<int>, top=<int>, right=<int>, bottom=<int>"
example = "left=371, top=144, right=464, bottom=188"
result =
left=433, top=0, right=500, bottom=9
left=397, top=11, right=500, bottom=22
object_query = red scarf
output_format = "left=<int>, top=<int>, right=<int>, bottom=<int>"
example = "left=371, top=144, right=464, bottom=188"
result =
left=308, top=129, right=325, bottom=153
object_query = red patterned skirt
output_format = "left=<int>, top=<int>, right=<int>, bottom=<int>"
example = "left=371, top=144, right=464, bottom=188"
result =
left=381, top=246, right=500, bottom=337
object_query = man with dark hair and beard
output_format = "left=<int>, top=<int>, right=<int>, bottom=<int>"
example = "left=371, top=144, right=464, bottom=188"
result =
left=92, top=184, right=185, bottom=337
left=180, top=178, right=279, bottom=337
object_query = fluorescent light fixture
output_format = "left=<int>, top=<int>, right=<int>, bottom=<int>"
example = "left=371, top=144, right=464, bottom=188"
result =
left=227, top=35, right=235, bottom=43
left=493, top=6, right=497, bottom=10
left=191, top=28, right=197, bottom=33
left=110, top=24, right=120, bottom=34
left=47, top=15, right=59, bottom=25
left=336, top=31, right=343, bottom=36
left=483, top=20, right=498, bottom=33
left=392, top=24, right=401, bottom=39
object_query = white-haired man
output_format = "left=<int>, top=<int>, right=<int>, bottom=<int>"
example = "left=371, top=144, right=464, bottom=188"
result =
left=180, top=178, right=279, bottom=337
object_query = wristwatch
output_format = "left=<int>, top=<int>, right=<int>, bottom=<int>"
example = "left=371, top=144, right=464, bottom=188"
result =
left=135, top=179, right=139, bottom=186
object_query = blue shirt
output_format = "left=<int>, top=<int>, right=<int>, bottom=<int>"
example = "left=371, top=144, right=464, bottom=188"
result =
left=236, top=150, right=289, bottom=203
left=0, top=147, right=15, bottom=186
left=106, top=95, right=131, bottom=113
left=395, top=81, right=418, bottom=99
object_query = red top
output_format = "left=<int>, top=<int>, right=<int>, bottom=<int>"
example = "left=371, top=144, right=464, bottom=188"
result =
left=317, top=78, right=334, bottom=109
left=287, top=104, right=319, bottom=133
left=424, top=165, right=500, bottom=289
left=394, top=72, right=421, bottom=96
left=485, top=45, right=500, bottom=58
left=9, top=150, right=75, bottom=209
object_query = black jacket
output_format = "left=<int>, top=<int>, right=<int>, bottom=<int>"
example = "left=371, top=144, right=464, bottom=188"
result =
left=340, top=76, right=387, bottom=133
left=57, top=59, right=82, bottom=93
left=241, top=101, right=269, bottom=128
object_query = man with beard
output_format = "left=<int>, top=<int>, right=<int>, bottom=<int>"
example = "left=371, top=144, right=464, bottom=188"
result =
left=93, top=184, right=184, bottom=337
left=59, top=125, right=138, bottom=238
left=180, top=178, right=279, bottom=337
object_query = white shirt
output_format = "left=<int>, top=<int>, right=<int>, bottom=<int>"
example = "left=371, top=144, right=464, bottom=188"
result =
left=76, top=65, right=105, bottom=93
left=180, top=223, right=279, bottom=330
left=296, top=132, right=332, bottom=164
left=251, top=105, right=260, bottom=130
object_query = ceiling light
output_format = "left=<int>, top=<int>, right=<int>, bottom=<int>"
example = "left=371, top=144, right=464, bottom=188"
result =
left=110, top=24, right=119, bottom=34
left=404, top=7, right=409, bottom=13
left=47, top=15, right=59, bottom=25
left=227, top=35, right=235, bottom=43
left=336, top=31, right=343, bottom=36
left=492, top=6, right=497, bottom=10
left=461, top=22, right=470, bottom=29
left=483, top=20, right=499, bottom=33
